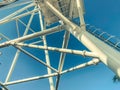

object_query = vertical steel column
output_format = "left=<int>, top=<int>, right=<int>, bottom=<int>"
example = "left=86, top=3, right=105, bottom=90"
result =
left=69, top=0, right=74, bottom=19
left=4, top=6, right=36, bottom=83
left=15, top=19, right=20, bottom=37
left=55, top=31, right=70, bottom=90
left=76, top=0, right=86, bottom=29
left=58, top=31, right=70, bottom=72
left=38, top=6, right=55, bottom=90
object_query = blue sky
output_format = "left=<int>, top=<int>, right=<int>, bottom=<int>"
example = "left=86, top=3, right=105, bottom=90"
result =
left=0, top=0, right=120, bottom=90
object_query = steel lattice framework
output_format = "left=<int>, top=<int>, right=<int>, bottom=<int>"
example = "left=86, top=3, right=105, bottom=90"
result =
left=0, top=0, right=120, bottom=90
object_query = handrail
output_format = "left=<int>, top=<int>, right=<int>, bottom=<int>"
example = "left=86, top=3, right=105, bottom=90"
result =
left=72, top=18, right=120, bottom=51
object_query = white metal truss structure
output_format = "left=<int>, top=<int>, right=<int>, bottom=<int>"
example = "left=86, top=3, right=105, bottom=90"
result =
left=0, top=0, right=120, bottom=90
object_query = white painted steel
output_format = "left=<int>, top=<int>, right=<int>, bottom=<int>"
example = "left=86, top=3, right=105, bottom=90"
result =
left=38, top=6, right=55, bottom=90
left=4, top=73, right=58, bottom=86
left=14, top=46, right=58, bottom=72
left=0, top=25, right=63, bottom=48
left=3, top=59, right=100, bottom=86
left=0, top=0, right=120, bottom=90
left=55, top=30, right=70, bottom=90
left=10, top=43, right=99, bottom=58
left=76, top=0, right=85, bottom=26
left=45, top=1, right=120, bottom=77
left=61, top=58, right=100, bottom=74
left=15, top=20, right=20, bottom=37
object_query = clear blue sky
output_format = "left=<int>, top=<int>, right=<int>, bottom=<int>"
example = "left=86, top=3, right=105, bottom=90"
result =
left=0, top=0, right=120, bottom=90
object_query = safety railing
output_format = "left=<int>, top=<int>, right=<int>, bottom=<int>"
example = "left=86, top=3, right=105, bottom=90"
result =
left=86, top=24, right=120, bottom=51
left=72, top=18, right=120, bottom=51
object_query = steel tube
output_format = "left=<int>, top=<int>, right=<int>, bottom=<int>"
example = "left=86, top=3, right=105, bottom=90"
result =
left=38, top=8, right=55, bottom=90
left=4, top=73, right=58, bottom=86
left=14, top=46, right=58, bottom=72
left=69, top=0, right=74, bottom=19
left=15, top=20, right=20, bottom=37
left=55, top=31, right=70, bottom=90
left=58, top=31, right=70, bottom=72
left=11, top=43, right=99, bottom=58
left=61, top=58, right=100, bottom=74
left=0, top=25, right=63, bottom=48
left=30, top=40, right=43, bottom=45
left=3, top=59, right=99, bottom=86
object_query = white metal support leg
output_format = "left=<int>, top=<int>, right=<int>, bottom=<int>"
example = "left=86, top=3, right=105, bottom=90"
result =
left=76, top=0, right=86, bottom=29
left=38, top=6, right=55, bottom=90
left=56, top=31, right=70, bottom=90
left=11, top=43, right=98, bottom=58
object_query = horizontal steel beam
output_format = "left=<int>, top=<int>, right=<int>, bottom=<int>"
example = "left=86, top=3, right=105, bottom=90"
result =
left=3, top=59, right=100, bottom=86
left=61, top=58, right=100, bottom=74
left=11, top=43, right=99, bottom=58
left=0, top=25, right=63, bottom=48
left=4, top=73, right=58, bottom=86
